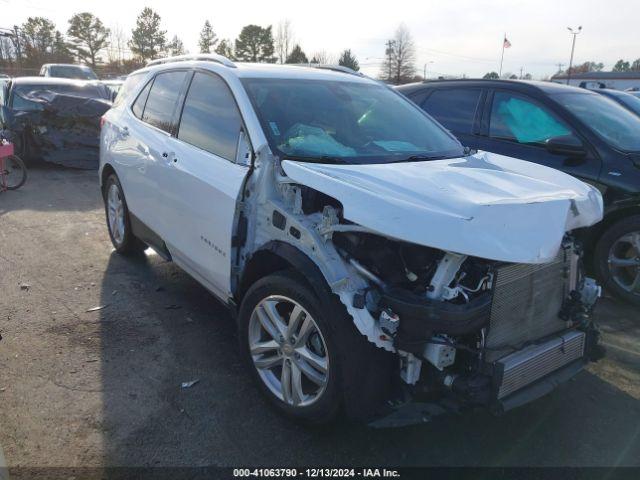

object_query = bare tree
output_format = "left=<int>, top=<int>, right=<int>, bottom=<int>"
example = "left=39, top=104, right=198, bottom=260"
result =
left=310, top=50, right=335, bottom=64
left=0, top=35, right=15, bottom=65
left=107, top=25, right=127, bottom=64
left=275, top=19, right=294, bottom=64
left=379, top=24, right=416, bottom=84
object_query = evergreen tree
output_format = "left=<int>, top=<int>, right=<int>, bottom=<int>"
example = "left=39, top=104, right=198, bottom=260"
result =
left=338, top=49, right=359, bottom=71
left=129, top=7, right=166, bottom=61
left=166, top=35, right=186, bottom=56
left=234, top=25, right=275, bottom=63
left=215, top=39, right=234, bottom=59
left=67, top=12, right=110, bottom=66
left=198, top=20, right=218, bottom=53
left=285, top=44, right=308, bottom=64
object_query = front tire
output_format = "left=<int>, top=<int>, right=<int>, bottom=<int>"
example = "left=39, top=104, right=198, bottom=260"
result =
left=594, top=215, right=640, bottom=306
left=238, top=270, right=395, bottom=424
left=2, top=155, right=27, bottom=190
left=103, top=173, right=146, bottom=255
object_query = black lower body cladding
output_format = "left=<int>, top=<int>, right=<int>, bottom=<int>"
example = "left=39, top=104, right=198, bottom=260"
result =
left=381, top=287, right=491, bottom=341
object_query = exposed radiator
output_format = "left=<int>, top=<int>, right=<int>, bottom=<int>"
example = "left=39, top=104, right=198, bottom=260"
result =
left=485, top=247, right=572, bottom=362
left=496, top=330, right=585, bottom=399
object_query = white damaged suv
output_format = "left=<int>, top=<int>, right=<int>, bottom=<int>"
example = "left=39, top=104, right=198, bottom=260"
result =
left=100, top=54, right=605, bottom=425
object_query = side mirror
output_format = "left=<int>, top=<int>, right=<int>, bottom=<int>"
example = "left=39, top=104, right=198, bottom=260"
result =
left=545, top=135, right=586, bottom=157
left=235, top=128, right=253, bottom=166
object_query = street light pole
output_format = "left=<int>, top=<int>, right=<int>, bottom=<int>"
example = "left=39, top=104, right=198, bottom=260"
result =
left=566, top=26, right=582, bottom=85
left=423, top=61, right=433, bottom=81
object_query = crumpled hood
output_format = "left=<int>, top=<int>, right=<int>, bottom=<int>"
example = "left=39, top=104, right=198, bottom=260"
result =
left=281, top=151, right=603, bottom=264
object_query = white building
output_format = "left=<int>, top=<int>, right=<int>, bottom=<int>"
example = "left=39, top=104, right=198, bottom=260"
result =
left=551, top=71, right=640, bottom=90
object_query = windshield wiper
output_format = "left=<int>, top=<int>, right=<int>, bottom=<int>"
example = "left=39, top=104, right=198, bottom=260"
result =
left=389, top=154, right=449, bottom=163
left=390, top=150, right=471, bottom=163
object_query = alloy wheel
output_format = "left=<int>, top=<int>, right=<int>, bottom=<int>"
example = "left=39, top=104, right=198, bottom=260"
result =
left=608, top=231, right=640, bottom=295
left=248, top=295, right=329, bottom=407
left=107, top=183, right=126, bottom=247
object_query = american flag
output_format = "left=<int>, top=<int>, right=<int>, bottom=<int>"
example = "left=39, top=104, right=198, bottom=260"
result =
left=503, top=37, right=512, bottom=48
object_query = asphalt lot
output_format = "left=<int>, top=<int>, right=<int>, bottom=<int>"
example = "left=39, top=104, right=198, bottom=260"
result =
left=1, top=167, right=639, bottom=471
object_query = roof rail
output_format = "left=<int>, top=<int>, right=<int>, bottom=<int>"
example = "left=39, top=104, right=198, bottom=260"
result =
left=289, top=63, right=364, bottom=77
left=147, top=54, right=236, bottom=69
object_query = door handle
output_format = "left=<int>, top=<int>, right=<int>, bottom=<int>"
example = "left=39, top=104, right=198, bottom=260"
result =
left=137, top=144, right=150, bottom=156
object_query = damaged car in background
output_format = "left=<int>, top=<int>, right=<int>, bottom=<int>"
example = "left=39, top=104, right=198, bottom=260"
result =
left=100, top=56, right=605, bottom=426
left=0, top=77, right=111, bottom=169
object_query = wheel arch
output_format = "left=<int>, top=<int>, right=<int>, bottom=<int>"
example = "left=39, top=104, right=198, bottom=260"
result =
left=584, top=205, right=640, bottom=252
left=236, top=241, right=331, bottom=306
left=100, top=163, right=116, bottom=194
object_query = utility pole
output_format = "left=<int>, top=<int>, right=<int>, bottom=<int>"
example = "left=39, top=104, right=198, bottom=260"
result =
left=566, top=26, right=582, bottom=85
left=556, top=63, right=565, bottom=73
left=519, top=67, right=523, bottom=79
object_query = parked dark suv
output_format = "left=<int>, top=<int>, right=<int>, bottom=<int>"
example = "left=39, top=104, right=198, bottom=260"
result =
left=397, top=79, right=640, bottom=305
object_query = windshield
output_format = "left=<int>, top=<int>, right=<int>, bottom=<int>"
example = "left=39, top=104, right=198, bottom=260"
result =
left=552, top=92, right=640, bottom=152
left=49, top=66, right=97, bottom=80
left=241, top=78, right=465, bottom=164
left=11, top=83, right=109, bottom=111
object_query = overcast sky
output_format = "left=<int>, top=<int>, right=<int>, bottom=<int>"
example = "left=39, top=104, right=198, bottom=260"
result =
left=5, top=0, right=638, bottom=79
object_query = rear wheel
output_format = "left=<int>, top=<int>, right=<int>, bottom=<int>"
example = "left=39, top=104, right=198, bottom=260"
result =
left=103, top=173, right=146, bottom=255
left=238, top=270, right=395, bottom=424
left=594, top=215, right=640, bottom=306
left=2, top=155, right=27, bottom=190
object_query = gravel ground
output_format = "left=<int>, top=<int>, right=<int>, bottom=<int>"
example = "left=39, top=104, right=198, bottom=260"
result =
left=0, top=167, right=639, bottom=471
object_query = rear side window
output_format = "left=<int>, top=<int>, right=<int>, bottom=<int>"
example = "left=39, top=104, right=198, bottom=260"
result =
left=114, top=73, right=146, bottom=108
left=141, top=71, right=188, bottom=133
left=131, top=80, right=152, bottom=119
left=406, top=88, right=430, bottom=106
left=490, top=91, right=573, bottom=144
left=422, top=88, right=481, bottom=134
left=177, top=72, right=242, bottom=161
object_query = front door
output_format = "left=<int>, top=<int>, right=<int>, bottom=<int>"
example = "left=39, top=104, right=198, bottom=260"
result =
left=157, top=71, right=250, bottom=297
left=475, top=90, right=601, bottom=183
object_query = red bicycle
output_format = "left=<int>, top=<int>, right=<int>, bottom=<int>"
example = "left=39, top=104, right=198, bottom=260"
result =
left=0, top=139, right=27, bottom=192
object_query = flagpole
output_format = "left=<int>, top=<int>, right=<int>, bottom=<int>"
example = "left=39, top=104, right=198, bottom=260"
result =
left=499, top=33, right=505, bottom=77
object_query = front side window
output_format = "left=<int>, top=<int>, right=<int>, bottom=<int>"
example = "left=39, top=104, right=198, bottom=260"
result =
left=178, top=72, right=242, bottom=161
left=552, top=92, right=640, bottom=152
left=489, top=91, right=574, bottom=145
left=422, top=88, right=481, bottom=134
left=140, top=71, right=187, bottom=133
left=241, top=78, right=464, bottom=164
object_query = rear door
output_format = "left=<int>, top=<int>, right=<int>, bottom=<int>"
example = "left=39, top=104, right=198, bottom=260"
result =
left=115, top=70, right=190, bottom=237
left=157, top=70, right=250, bottom=297
left=420, top=87, right=484, bottom=149
left=476, top=89, right=601, bottom=182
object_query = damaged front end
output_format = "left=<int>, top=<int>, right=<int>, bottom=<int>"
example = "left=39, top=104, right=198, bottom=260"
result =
left=244, top=151, right=605, bottom=426
left=331, top=228, right=602, bottom=425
